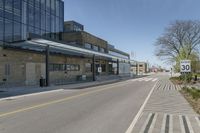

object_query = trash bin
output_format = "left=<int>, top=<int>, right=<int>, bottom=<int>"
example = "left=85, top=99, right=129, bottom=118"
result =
left=40, top=78, right=46, bottom=87
left=194, top=75, right=198, bottom=81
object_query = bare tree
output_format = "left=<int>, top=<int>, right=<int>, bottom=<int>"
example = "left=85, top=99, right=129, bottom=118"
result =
left=155, top=20, right=200, bottom=63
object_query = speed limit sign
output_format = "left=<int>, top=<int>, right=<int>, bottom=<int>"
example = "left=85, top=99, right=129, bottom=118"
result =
left=180, top=60, right=191, bottom=72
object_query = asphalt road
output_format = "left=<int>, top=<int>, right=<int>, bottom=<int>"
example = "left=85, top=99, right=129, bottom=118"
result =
left=0, top=74, right=160, bottom=133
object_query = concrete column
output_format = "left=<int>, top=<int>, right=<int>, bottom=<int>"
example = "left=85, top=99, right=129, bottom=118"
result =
left=45, top=45, right=49, bottom=86
left=117, top=59, right=119, bottom=75
left=92, top=55, right=96, bottom=81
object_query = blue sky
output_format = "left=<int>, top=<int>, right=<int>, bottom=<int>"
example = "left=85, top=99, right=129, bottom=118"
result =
left=64, top=0, right=200, bottom=68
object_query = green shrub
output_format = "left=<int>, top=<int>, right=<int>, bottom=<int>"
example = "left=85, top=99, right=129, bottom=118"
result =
left=179, top=73, right=193, bottom=82
left=183, top=87, right=200, bottom=100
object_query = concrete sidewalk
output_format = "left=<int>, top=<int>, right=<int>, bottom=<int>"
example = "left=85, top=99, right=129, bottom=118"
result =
left=132, top=79, right=200, bottom=133
left=0, top=76, right=132, bottom=99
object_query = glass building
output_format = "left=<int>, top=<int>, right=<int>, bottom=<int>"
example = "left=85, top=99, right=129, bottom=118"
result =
left=0, top=0, right=64, bottom=44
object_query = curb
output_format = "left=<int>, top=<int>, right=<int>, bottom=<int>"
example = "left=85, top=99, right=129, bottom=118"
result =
left=0, top=78, right=131, bottom=101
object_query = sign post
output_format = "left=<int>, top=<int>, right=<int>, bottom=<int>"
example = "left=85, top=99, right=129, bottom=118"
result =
left=180, top=60, right=191, bottom=87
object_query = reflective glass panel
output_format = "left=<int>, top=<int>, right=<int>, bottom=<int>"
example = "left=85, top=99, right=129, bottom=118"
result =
left=51, top=15, right=55, bottom=33
left=0, top=0, right=3, bottom=9
left=46, top=12, right=51, bottom=32
left=22, top=1, right=27, bottom=24
left=28, top=0, right=34, bottom=5
left=28, top=4, right=34, bottom=26
left=35, top=7, right=40, bottom=28
left=13, top=21, right=21, bottom=41
left=41, top=0, right=46, bottom=11
left=35, top=0, right=40, bottom=8
left=51, top=0, right=55, bottom=14
left=5, top=19, right=13, bottom=42
left=13, top=0, right=21, bottom=22
left=5, top=0, right=13, bottom=20
left=56, top=0, right=59, bottom=17
left=46, top=0, right=50, bottom=13
left=41, top=11, right=46, bottom=30
left=0, top=17, right=3, bottom=41
left=55, top=17, right=59, bottom=32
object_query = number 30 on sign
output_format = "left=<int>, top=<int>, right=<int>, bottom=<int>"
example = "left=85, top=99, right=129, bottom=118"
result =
left=180, top=60, right=191, bottom=73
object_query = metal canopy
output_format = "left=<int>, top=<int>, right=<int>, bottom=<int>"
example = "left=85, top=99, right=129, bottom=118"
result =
left=31, top=39, right=130, bottom=61
left=4, top=38, right=130, bottom=62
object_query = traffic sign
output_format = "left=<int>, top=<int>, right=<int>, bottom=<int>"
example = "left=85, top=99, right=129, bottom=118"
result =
left=98, top=67, right=102, bottom=73
left=180, top=60, right=191, bottom=72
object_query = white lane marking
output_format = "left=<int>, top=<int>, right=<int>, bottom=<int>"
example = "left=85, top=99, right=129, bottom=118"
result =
left=170, top=84, right=173, bottom=91
left=179, top=115, right=186, bottom=133
left=195, top=117, right=200, bottom=127
left=145, top=78, right=152, bottom=81
left=139, top=113, right=152, bottom=133
left=138, top=78, right=145, bottom=81
left=161, top=114, right=167, bottom=133
left=125, top=81, right=158, bottom=133
left=131, top=78, right=142, bottom=82
left=149, top=113, right=158, bottom=133
left=186, top=116, right=194, bottom=133
left=176, top=85, right=180, bottom=91
left=152, top=78, right=158, bottom=82
left=169, top=114, right=173, bottom=133
left=131, top=78, right=140, bottom=82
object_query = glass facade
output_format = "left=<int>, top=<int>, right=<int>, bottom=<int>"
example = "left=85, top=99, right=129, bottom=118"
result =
left=0, top=0, right=64, bottom=43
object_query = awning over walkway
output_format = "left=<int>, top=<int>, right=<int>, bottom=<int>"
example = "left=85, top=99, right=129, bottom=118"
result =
left=3, top=38, right=130, bottom=62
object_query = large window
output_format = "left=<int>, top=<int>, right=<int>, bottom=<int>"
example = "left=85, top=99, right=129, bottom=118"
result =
left=21, top=24, right=27, bottom=40
left=51, top=15, right=55, bottom=33
left=93, top=45, right=99, bottom=51
left=0, top=17, right=3, bottom=41
left=55, top=17, right=59, bottom=33
left=4, top=19, right=13, bottom=42
left=28, top=4, right=34, bottom=26
left=41, top=11, right=46, bottom=30
left=35, top=7, right=41, bottom=28
left=35, top=0, right=40, bottom=8
left=22, top=1, right=27, bottom=25
left=59, top=1, right=64, bottom=19
left=41, top=0, right=46, bottom=11
left=4, top=0, right=13, bottom=20
left=59, top=18, right=63, bottom=32
left=35, top=28, right=41, bottom=36
left=46, top=0, right=50, bottom=13
left=28, top=0, right=34, bottom=6
left=1, top=0, right=64, bottom=43
left=0, top=0, right=3, bottom=9
left=0, top=0, right=3, bottom=17
left=13, top=21, right=21, bottom=41
left=46, top=12, right=51, bottom=32
left=28, top=26, right=34, bottom=34
left=85, top=43, right=92, bottom=49
left=50, top=64, right=80, bottom=71
left=51, top=0, right=55, bottom=15
left=100, top=48, right=105, bottom=53
left=56, top=0, right=59, bottom=17
left=13, top=0, right=21, bottom=22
